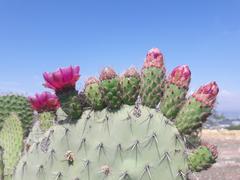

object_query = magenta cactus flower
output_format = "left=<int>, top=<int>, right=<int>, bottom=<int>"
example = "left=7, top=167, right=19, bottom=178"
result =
left=43, top=66, right=80, bottom=91
left=99, top=67, right=117, bottom=81
left=192, top=81, right=219, bottom=107
left=28, top=92, right=60, bottom=112
left=143, top=48, right=165, bottom=69
left=169, top=65, right=191, bottom=88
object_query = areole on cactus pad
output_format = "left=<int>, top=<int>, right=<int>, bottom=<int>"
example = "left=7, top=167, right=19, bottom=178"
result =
left=0, top=47, right=219, bottom=180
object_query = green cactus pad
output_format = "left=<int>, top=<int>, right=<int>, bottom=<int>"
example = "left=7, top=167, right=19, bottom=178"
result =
left=56, top=88, right=83, bottom=122
left=38, top=112, right=56, bottom=132
left=0, top=113, right=23, bottom=179
left=160, top=83, right=188, bottom=120
left=14, top=105, right=188, bottom=180
left=175, top=98, right=211, bottom=135
left=0, top=94, right=33, bottom=136
left=121, top=76, right=140, bottom=105
left=188, top=146, right=216, bottom=172
left=140, top=67, right=165, bottom=108
left=85, top=82, right=105, bottom=110
left=100, top=78, right=122, bottom=110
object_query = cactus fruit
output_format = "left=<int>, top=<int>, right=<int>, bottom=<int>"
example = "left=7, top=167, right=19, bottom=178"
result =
left=29, top=92, right=60, bottom=131
left=175, top=82, right=219, bottom=135
left=140, top=48, right=166, bottom=108
left=0, top=94, right=33, bottom=136
left=99, top=67, right=122, bottom=110
left=14, top=105, right=188, bottom=180
left=84, top=77, right=105, bottom=110
left=160, top=65, right=191, bottom=120
left=120, top=67, right=140, bottom=105
left=0, top=113, right=23, bottom=179
left=188, top=143, right=217, bottom=172
left=43, top=66, right=83, bottom=121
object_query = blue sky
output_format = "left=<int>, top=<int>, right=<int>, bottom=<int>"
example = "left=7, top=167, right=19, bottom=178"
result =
left=0, top=0, right=240, bottom=115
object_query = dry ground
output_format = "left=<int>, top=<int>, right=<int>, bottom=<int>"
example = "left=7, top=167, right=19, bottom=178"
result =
left=189, top=130, right=240, bottom=180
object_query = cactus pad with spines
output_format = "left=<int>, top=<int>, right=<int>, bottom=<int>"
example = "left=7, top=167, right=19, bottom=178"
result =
left=0, top=94, right=33, bottom=136
left=0, top=113, right=23, bottom=179
left=14, top=105, right=188, bottom=180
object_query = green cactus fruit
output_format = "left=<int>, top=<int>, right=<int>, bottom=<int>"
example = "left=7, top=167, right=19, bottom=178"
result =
left=121, top=67, right=140, bottom=105
left=0, top=94, right=33, bottom=136
left=188, top=145, right=217, bottom=172
left=175, top=82, right=219, bottom=135
left=140, top=48, right=166, bottom=108
left=160, top=65, right=191, bottom=120
left=175, top=98, right=212, bottom=135
left=0, top=113, right=23, bottom=179
left=14, top=105, right=188, bottom=180
left=56, top=88, right=83, bottom=122
left=99, top=67, right=122, bottom=110
left=38, top=112, right=56, bottom=132
left=84, top=77, right=105, bottom=110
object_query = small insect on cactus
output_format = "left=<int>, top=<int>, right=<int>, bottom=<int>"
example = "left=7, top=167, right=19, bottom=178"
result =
left=29, top=91, right=60, bottom=131
left=13, top=48, right=219, bottom=180
left=43, top=66, right=82, bottom=121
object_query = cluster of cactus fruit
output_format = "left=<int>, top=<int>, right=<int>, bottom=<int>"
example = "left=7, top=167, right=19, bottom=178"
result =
left=0, top=48, right=219, bottom=180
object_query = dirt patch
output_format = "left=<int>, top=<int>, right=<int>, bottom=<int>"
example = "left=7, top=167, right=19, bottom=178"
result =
left=188, top=130, right=240, bottom=180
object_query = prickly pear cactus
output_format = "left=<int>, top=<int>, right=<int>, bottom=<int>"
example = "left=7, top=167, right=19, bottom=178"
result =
left=12, top=47, right=219, bottom=180
left=14, top=105, right=188, bottom=180
left=0, top=113, right=23, bottom=179
left=0, top=94, right=33, bottom=135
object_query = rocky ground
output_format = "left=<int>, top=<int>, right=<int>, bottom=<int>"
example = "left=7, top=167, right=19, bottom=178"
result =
left=189, top=130, right=240, bottom=180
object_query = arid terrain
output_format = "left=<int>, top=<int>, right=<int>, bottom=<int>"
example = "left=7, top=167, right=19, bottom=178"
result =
left=189, top=130, right=240, bottom=180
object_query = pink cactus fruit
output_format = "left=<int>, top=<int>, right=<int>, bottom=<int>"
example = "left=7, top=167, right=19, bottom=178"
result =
left=168, top=65, right=191, bottom=88
left=99, top=67, right=117, bottom=81
left=192, top=81, right=219, bottom=107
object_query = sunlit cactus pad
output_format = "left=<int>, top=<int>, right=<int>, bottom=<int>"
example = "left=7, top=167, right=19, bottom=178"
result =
left=14, top=105, right=188, bottom=180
